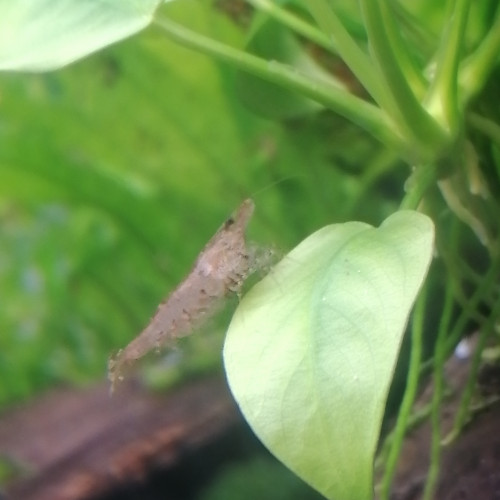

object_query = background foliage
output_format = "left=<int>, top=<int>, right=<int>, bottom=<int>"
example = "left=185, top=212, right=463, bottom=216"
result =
left=0, top=2, right=401, bottom=406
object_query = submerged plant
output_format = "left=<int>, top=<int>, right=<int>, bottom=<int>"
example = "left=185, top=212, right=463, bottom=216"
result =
left=2, top=1, right=500, bottom=499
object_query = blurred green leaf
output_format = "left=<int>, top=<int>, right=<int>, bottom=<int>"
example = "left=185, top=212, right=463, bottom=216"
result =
left=224, top=210, right=434, bottom=500
left=0, top=0, right=162, bottom=71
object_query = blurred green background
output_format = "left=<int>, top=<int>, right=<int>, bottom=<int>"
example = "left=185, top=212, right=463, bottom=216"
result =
left=0, top=2, right=401, bottom=407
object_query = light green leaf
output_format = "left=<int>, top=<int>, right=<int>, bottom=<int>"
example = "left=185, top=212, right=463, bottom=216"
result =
left=224, top=210, right=434, bottom=500
left=0, top=0, right=162, bottom=72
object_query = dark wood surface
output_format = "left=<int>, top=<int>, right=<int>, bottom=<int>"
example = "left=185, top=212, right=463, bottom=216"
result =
left=0, top=377, right=240, bottom=500
left=1, top=346, right=499, bottom=500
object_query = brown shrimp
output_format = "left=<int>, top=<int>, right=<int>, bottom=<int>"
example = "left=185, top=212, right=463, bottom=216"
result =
left=108, top=199, right=255, bottom=391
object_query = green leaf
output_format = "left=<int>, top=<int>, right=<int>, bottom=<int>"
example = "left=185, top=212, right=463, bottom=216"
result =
left=0, top=0, right=162, bottom=72
left=224, top=210, right=434, bottom=500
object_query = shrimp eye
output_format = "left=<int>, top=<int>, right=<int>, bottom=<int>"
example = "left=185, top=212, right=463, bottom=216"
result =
left=224, top=217, right=235, bottom=228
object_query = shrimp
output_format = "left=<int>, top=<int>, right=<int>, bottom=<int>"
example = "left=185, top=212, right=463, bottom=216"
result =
left=109, top=199, right=255, bottom=390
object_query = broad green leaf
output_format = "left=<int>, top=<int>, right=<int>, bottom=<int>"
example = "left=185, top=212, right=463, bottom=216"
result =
left=224, top=210, right=434, bottom=500
left=0, top=0, right=162, bottom=71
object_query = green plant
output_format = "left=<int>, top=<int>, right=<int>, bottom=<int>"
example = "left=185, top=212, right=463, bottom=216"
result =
left=1, top=1, right=499, bottom=499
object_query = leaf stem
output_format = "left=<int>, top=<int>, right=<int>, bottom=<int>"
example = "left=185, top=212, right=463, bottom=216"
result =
left=442, top=297, right=500, bottom=444
left=360, top=0, right=448, bottom=151
left=436, top=228, right=493, bottom=325
left=306, top=0, right=394, bottom=113
left=426, top=0, right=471, bottom=132
left=399, top=164, right=436, bottom=210
left=379, top=285, right=427, bottom=499
left=389, top=2, right=438, bottom=59
left=372, top=1, right=427, bottom=99
left=443, top=255, right=500, bottom=357
left=422, top=280, right=455, bottom=500
left=460, top=9, right=500, bottom=101
left=154, top=16, right=405, bottom=151
left=468, top=112, right=500, bottom=149
left=246, top=0, right=332, bottom=51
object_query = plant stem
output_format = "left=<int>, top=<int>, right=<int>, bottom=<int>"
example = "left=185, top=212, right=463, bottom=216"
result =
left=360, top=0, right=448, bottom=152
left=443, top=255, right=500, bottom=357
left=436, top=234, right=492, bottom=325
left=442, top=297, right=500, bottom=444
left=373, top=1, right=427, bottom=99
left=399, top=164, right=436, bottom=210
left=426, top=0, right=471, bottom=132
left=390, top=2, right=438, bottom=59
left=154, top=16, right=405, bottom=152
left=468, top=112, right=500, bottom=148
left=379, top=285, right=427, bottom=499
left=246, top=0, right=332, bottom=51
left=460, top=9, right=500, bottom=101
left=422, top=281, right=455, bottom=500
left=306, top=0, right=393, bottom=113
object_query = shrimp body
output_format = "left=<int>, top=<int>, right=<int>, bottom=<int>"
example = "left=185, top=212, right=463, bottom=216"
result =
left=109, top=199, right=255, bottom=388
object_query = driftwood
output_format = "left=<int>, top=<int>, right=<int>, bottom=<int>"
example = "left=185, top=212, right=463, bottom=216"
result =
left=1, top=339, right=499, bottom=500
left=382, top=336, right=500, bottom=500
left=0, top=377, right=241, bottom=500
